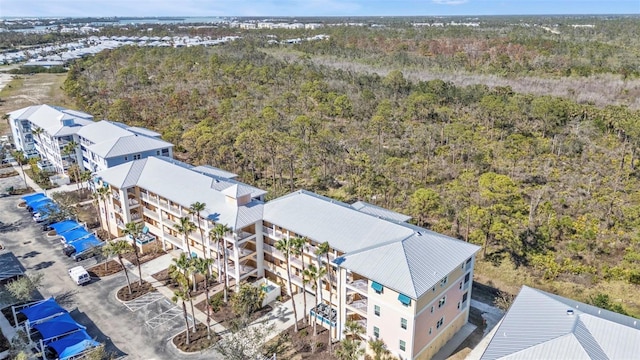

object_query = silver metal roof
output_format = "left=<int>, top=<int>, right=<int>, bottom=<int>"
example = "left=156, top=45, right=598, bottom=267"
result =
left=88, top=135, right=172, bottom=158
left=351, top=201, right=412, bottom=222
left=76, top=120, right=131, bottom=143
left=9, top=105, right=93, bottom=137
left=264, top=190, right=479, bottom=298
left=77, top=121, right=173, bottom=158
left=339, top=230, right=479, bottom=298
left=481, top=286, right=640, bottom=360
left=264, top=190, right=413, bottom=253
left=96, top=157, right=264, bottom=231
left=192, top=165, right=238, bottom=179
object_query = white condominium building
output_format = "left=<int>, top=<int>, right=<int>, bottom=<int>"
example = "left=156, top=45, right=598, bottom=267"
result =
left=95, top=156, right=479, bottom=360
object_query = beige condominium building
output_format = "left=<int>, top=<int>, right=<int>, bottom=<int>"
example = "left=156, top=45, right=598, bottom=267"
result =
left=95, top=156, right=480, bottom=360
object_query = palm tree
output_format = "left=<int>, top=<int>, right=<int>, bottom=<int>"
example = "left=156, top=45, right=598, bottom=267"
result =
left=122, top=222, right=144, bottom=286
left=275, top=236, right=300, bottom=332
left=103, top=240, right=133, bottom=295
left=213, top=223, right=232, bottom=303
left=79, top=170, right=92, bottom=191
left=62, top=140, right=80, bottom=187
left=368, top=338, right=390, bottom=360
left=31, top=127, right=44, bottom=152
left=290, top=237, right=307, bottom=323
left=172, top=288, right=191, bottom=345
left=303, top=264, right=326, bottom=336
left=193, top=257, right=215, bottom=339
left=12, top=150, right=28, bottom=189
left=188, top=202, right=207, bottom=259
left=208, top=228, right=223, bottom=285
left=96, top=186, right=112, bottom=241
left=169, top=253, right=197, bottom=332
left=316, top=241, right=333, bottom=349
left=173, top=216, right=196, bottom=258
left=334, top=320, right=365, bottom=360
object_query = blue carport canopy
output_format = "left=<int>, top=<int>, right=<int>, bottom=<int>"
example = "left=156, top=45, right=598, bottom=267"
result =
left=48, top=330, right=100, bottom=360
left=61, top=228, right=91, bottom=243
left=50, top=220, right=81, bottom=234
left=22, top=193, right=46, bottom=203
left=27, top=197, right=53, bottom=209
left=32, top=201, right=58, bottom=213
left=68, top=235, right=102, bottom=253
left=20, top=297, right=67, bottom=324
left=34, top=313, right=85, bottom=344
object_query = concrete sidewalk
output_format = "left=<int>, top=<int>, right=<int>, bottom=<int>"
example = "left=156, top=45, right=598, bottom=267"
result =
left=120, top=252, right=315, bottom=342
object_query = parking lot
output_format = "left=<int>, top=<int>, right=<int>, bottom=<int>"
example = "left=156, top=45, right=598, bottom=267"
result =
left=0, top=184, right=219, bottom=359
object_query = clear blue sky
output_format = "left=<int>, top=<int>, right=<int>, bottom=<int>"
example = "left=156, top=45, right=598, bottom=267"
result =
left=1, top=0, right=638, bottom=18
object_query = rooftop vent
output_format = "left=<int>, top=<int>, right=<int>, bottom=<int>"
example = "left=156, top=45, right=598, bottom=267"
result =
left=417, top=231, right=422, bottom=236
left=567, top=309, right=574, bottom=316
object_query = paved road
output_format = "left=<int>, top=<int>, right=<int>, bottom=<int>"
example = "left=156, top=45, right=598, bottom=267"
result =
left=0, top=191, right=220, bottom=359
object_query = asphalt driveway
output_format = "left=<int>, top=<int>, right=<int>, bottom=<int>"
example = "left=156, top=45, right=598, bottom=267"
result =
left=0, top=188, right=219, bottom=359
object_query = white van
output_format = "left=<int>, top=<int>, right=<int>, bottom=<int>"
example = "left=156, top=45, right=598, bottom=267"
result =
left=68, top=266, right=90, bottom=285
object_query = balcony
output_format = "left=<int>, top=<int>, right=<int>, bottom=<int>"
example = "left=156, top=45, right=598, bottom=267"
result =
left=345, top=298, right=368, bottom=316
left=162, top=231, right=184, bottom=249
left=142, top=207, right=159, bottom=221
left=140, top=193, right=159, bottom=206
left=37, top=160, right=55, bottom=172
left=262, top=226, right=287, bottom=240
left=227, top=260, right=257, bottom=279
left=346, top=279, right=368, bottom=294
left=128, top=198, right=139, bottom=208
left=263, top=243, right=286, bottom=260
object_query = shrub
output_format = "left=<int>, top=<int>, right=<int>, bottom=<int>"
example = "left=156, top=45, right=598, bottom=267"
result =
left=209, top=292, right=224, bottom=313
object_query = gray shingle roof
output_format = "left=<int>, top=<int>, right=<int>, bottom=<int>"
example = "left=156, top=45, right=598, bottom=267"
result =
left=264, top=190, right=480, bottom=298
left=481, top=286, right=640, bottom=360
left=96, top=156, right=264, bottom=231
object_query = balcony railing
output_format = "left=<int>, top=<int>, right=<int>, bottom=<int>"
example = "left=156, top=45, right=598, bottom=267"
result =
left=262, top=226, right=287, bottom=240
left=346, top=279, right=368, bottom=294
left=142, top=207, right=159, bottom=220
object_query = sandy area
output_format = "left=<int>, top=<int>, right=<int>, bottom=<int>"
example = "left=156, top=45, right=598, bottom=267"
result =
left=0, top=73, right=12, bottom=92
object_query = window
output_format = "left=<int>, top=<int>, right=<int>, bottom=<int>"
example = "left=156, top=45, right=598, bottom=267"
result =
left=430, top=306, right=434, bottom=313
left=429, top=327, right=432, bottom=335
left=373, top=326, right=379, bottom=338
left=374, top=305, right=380, bottom=316
left=162, top=148, right=169, bottom=155
left=438, top=296, right=446, bottom=308
left=459, top=282, right=463, bottom=290
left=401, top=318, right=407, bottom=330
left=432, top=286, right=436, bottom=292
left=399, top=340, right=406, bottom=352
left=464, top=272, right=470, bottom=284
left=436, top=317, right=444, bottom=329
left=462, top=292, right=468, bottom=304
left=124, top=156, right=128, bottom=161
left=133, top=154, right=141, bottom=160
left=440, top=276, right=448, bottom=287
left=156, top=150, right=160, bottom=155
left=457, top=301, right=461, bottom=309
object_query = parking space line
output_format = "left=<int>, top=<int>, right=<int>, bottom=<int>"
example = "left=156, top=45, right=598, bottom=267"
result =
left=145, top=307, right=183, bottom=329
left=123, top=292, right=164, bottom=312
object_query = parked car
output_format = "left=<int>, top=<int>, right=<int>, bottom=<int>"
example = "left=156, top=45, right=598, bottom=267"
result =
left=68, top=266, right=90, bottom=285
left=72, top=246, right=101, bottom=262
left=62, top=245, right=76, bottom=257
